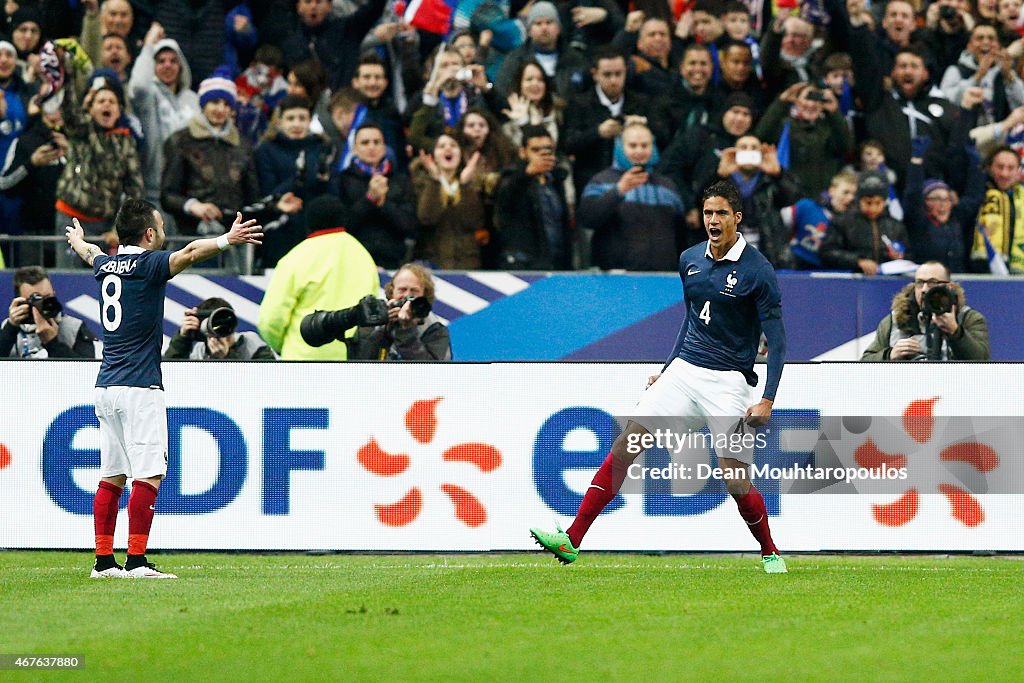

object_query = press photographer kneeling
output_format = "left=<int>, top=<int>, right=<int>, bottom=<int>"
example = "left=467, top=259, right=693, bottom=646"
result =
left=165, top=297, right=276, bottom=360
left=861, top=262, right=990, bottom=361
left=301, top=264, right=452, bottom=361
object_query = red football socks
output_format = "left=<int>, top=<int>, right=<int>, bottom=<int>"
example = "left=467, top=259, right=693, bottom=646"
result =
left=127, top=480, right=159, bottom=556
left=94, top=480, right=123, bottom=556
left=567, top=453, right=630, bottom=548
left=735, top=485, right=779, bottom=556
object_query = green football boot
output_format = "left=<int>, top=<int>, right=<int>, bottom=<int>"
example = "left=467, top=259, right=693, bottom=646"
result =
left=529, top=526, right=579, bottom=564
left=761, top=553, right=788, bottom=574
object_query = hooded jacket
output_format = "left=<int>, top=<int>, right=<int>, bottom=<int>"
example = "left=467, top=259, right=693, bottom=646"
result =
left=128, top=38, right=199, bottom=202
left=578, top=139, right=684, bottom=271
left=940, top=50, right=1024, bottom=125
left=860, top=282, right=990, bottom=360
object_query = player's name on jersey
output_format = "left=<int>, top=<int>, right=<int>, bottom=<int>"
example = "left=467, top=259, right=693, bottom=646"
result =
left=98, top=258, right=139, bottom=275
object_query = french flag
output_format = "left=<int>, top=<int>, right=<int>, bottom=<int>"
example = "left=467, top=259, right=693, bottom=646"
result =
left=398, top=0, right=458, bottom=35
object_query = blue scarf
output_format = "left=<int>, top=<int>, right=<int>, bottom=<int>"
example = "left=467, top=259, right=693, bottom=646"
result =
left=350, top=157, right=392, bottom=177
left=439, top=90, right=467, bottom=128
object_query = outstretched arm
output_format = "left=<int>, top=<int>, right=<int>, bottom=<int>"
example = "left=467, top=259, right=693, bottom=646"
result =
left=65, top=218, right=104, bottom=267
left=168, top=212, right=263, bottom=276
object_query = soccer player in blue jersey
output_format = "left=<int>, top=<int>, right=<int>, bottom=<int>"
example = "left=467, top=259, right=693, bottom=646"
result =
left=531, top=180, right=788, bottom=573
left=66, top=199, right=263, bottom=579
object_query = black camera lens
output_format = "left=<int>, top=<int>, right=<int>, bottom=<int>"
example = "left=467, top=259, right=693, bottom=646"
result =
left=940, top=5, right=957, bottom=20
left=923, top=285, right=954, bottom=316
left=27, top=293, right=63, bottom=319
left=199, top=307, right=238, bottom=338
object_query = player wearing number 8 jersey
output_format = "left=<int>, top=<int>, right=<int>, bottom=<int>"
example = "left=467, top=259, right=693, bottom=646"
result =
left=66, top=199, right=263, bottom=579
left=530, top=180, right=789, bottom=572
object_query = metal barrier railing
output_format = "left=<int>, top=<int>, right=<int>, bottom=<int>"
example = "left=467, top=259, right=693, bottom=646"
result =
left=0, top=234, right=256, bottom=274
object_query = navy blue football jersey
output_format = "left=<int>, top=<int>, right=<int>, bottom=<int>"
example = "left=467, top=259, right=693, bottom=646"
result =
left=93, top=247, right=173, bottom=389
left=672, top=235, right=782, bottom=386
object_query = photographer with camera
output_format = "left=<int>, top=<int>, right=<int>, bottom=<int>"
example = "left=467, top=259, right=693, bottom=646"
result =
left=861, top=261, right=990, bottom=361
left=301, top=264, right=451, bottom=361
left=0, top=266, right=97, bottom=359
left=164, top=297, right=275, bottom=360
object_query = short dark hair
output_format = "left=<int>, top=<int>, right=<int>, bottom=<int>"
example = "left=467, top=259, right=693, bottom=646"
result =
left=252, top=44, right=283, bottom=69
left=985, top=143, right=1018, bottom=168
left=276, top=94, right=312, bottom=114
left=354, top=122, right=385, bottom=140
left=113, top=198, right=160, bottom=246
left=197, top=297, right=233, bottom=316
left=721, top=1, right=749, bottom=16
left=305, top=194, right=350, bottom=234
left=328, top=87, right=360, bottom=114
left=591, top=45, right=625, bottom=68
left=702, top=180, right=742, bottom=212
left=355, top=52, right=388, bottom=76
left=682, top=42, right=712, bottom=60
left=288, top=59, right=327, bottom=103
left=520, top=124, right=553, bottom=148
left=13, top=265, right=48, bottom=295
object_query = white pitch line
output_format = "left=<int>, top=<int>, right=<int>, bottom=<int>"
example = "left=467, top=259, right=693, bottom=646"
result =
left=465, top=272, right=531, bottom=296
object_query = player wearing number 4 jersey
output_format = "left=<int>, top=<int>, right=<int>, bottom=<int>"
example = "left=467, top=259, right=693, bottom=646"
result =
left=531, top=180, right=789, bottom=573
left=66, top=199, right=263, bottom=579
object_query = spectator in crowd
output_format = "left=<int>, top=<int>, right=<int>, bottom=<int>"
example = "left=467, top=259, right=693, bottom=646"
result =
left=578, top=122, right=684, bottom=271
left=411, top=131, right=486, bottom=269
left=0, top=265, right=97, bottom=358
left=821, top=170, right=912, bottom=274
left=876, top=0, right=922, bottom=74
left=280, top=0, right=388, bottom=89
left=922, top=0, right=974, bottom=76
left=161, top=74, right=261, bottom=237
left=98, top=32, right=132, bottom=84
left=714, top=134, right=801, bottom=268
left=760, top=13, right=832, bottom=97
left=782, top=170, right=858, bottom=270
left=560, top=0, right=624, bottom=55
left=254, top=94, right=331, bottom=268
left=407, top=46, right=494, bottom=153
left=0, top=84, right=69, bottom=266
left=81, top=0, right=139, bottom=67
left=456, top=107, right=516, bottom=188
left=660, top=91, right=756, bottom=246
left=55, top=58, right=143, bottom=268
left=495, top=1, right=587, bottom=100
left=128, top=23, right=199, bottom=205
left=754, top=82, right=854, bottom=199
left=940, top=22, right=1024, bottom=126
left=903, top=137, right=985, bottom=273
left=350, top=52, right=408, bottom=171
left=563, top=46, right=665, bottom=195
left=350, top=263, right=452, bottom=360
left=850, top=7, right=958, bottom=184
left=258, top=194, right=379, bottom=360
left=10, top=7, right=44, bottom=81
left=500, top=58, right=565, bottom=149
left=234, top=44, right=290, bottom=145
left=164, top=297, right=276, bottom=360
left=997, top=0, right=1024, bottom=43
left=358, top=6, right=422, bottom=116
left=861, top=261, right=990, bottom=360
left=973, top=143, right=1024, bottom=272
left=664, top=42, right=714, bottom=132
left=626, top=16, right=677, bottom=96
left=285, top=58, right=329, bottom=135
left=494, top=124, right=572, bottom=269
left=710, top=39, right=766, bottom=118
left=0, top=39, right=33, bottom=263
left=331, top=123, right=417, bottom=268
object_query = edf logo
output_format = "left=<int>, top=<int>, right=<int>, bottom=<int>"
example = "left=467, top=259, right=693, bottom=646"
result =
left=43, top=406, right=326, bottom=516
left=532, top=408, right=821, bottom=516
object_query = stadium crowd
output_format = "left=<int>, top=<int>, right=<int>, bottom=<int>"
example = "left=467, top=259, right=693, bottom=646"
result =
left=0, top=0, right=1022, bottom=277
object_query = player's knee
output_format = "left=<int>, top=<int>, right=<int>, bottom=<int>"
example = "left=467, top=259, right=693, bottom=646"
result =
left=724, top=477, right=749, bottom=497
left=610, top=428, right=645, bottom=462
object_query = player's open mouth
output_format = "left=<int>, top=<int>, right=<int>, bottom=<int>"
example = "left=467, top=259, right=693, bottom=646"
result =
left=708, top=227, right=723, bottom=239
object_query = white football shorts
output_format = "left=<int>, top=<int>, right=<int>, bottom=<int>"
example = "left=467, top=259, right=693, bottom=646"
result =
left=95, top=386, right=169, bottom=479
left=629, top=357, right=756, bottom=463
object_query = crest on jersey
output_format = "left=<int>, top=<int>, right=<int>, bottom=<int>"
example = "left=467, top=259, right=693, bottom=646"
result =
left=722, top=270, right=739, bottom=296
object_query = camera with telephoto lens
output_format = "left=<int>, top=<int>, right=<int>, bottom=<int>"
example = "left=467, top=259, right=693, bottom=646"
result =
left=190, top=307, right=238, bottom=341
left=26, top=293, right=63, bottom=319
left=922, top=285, right=954, bottom=317
left=300, top=294, right=432, bottom=347
left=939, top=5, right=958, bottom=21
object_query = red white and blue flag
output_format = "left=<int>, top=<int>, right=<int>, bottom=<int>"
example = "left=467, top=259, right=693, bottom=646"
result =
left=398, top=0, right=458, bottom=35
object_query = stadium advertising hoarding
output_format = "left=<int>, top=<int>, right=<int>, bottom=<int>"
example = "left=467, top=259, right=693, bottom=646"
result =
left=1, top=362, right=1021, bottom=551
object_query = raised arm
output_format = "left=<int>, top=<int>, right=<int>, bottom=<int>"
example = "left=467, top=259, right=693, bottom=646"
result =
left=65, top=218, right=105, bottom=267
left=168, top=212, right=263, bottom=276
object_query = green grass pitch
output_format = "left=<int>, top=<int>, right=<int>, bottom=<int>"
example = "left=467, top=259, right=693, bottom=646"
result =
left=1, top=552, right=1020, bottom=681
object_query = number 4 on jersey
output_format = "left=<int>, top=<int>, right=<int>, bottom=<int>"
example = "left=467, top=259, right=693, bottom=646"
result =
left=699, top=300, right=711, bottom=325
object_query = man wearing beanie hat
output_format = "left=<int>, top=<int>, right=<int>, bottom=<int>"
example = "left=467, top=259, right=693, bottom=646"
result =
left=161, top=70, right=260, bottom=236
left=128, top=22, right=199, bottom=204
left=821, top=170, right=913, bottom=274
left=660, top=88, right=755, bottom=243
left=9, top=7, right=43, bottom=60
left=494, top=0, right=587, bottom=100
left=900, top=137, right=986, bottom=273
